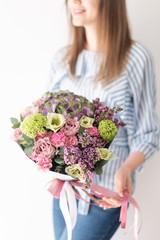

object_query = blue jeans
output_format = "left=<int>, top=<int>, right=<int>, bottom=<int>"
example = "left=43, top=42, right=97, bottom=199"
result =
left=53, top=197, right=121, bottom=240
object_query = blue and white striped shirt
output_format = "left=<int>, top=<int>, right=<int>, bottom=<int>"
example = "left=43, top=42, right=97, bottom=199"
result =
left=47, top=42, right=160, bottom=215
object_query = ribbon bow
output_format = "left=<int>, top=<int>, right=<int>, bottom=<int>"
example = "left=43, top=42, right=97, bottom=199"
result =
left=47, top=179, right=142, bottom=240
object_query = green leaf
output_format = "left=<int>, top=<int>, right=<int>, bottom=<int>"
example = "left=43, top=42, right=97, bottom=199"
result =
left=12, top=122, right=21, bottom=129
left=24, top=146, right=34, bottom=156
left=58, top=98, right=63, bottom=102
left=69, top=102, right=75, bottom=108
left=57, top=109, right=62, bottom=114
left=22, top=134, right=34, bottom=145
left=95, top=167, right=103, bottom=175
left=20, top=114, right=23, bottom=122
left=116, top=107, right=123, bottom=111
left=94, top=160, right=108, bottom=175
left=101, top=112, right=104, bottom=120
left=54, top=150, right=60, bottom=155
left=10, top=117, right=19, bottom=124
left=59, top=147, right=65, bottom=154
left=90, top=103, right=95, bottom=111
left=54, top=158, right=65, bottom=164
left=72, top=186, right=80, bottom=195
left=95, top=159, right=108, bottom=168
left=77, top=108, right=82, bottom=113
left=79, top=126, right=85, bottom=136
left=45, top=102, right=52, bottom=108
left=55, top=165, right=65, bottom=173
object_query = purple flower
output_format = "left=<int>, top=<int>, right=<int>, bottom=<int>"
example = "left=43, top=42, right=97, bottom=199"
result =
left=82, top=147, right=100, bottom=166
left=78, top=130, right=97, bottom=148
left=78, top=130, right=108, bottom=148
left=64, top=146, right=82, bottom=165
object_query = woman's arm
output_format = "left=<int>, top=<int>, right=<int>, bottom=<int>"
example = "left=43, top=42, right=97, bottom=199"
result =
left=100, top=152, right=145, bottom=209
left=100, top=45, right=160, bottom=210
left=114, top=151, right=145, bottom=197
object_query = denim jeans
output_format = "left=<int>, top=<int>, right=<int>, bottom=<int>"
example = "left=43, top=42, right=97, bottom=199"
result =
left=53, top=197, right=121, bottom=240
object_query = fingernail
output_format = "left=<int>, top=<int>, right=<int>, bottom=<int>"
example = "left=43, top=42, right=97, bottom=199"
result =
left=119, top=192, right=124, bottom=197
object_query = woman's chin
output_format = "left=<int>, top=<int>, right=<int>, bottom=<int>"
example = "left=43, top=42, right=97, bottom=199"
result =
left=72, top=20, right=84, bottom=27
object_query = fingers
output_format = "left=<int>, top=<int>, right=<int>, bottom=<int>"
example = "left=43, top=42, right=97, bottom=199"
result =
left=114, top=165, right=133, bottom=197
left=104, top=197, right=122, bottom=207
left=99, top=202, right=114, bottom=210
left=99, top=197, right=122, bottom=210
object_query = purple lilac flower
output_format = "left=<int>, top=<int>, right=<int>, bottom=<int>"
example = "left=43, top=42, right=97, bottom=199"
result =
left=64, top=146, right=82, bottom=165
left=92, top=98, right=125, bottom=128
left=82, top=170, right=96, bottom=189
left=78, top=130, right=108, bottom=148
left=78, top=130, right=97, bottom=148
left=82, top=147, right=100, bottom=166
left=76, top=147, right=100, bottom=188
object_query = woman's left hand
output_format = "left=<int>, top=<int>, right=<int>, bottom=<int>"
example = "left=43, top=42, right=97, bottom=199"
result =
left=99, top=165, right=133, bottom=210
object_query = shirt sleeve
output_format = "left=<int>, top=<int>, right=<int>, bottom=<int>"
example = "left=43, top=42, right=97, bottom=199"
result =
left=125, top=46, right=160, bottom=172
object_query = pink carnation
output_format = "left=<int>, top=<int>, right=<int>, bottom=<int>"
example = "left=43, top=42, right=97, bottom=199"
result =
left=50, top=131, right=66, bottom=148
left=21, top=106, right=39, bottom=119
left=37, top=156, right=52, bottom=172
left=65, top=135, right=78, bottom=147
left=32, top=137, right=55, bottom=159
left=11, top=128, right=23, bottom=142
left=86, top=127, right=100, bottom=137
left=34, top=98, right=41, bottom=106
left=61, top=117, right=79, bottom=136
left=36, top=131, right=53, bottom=141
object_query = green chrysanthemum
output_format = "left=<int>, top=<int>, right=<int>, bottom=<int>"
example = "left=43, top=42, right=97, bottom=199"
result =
left=98, top=119, right=117, bottom=141
left=20, top=113, right=47, bottom=139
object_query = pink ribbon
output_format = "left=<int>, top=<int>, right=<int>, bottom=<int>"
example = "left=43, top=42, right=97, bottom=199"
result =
left=48, top=179, right=142, bottom=240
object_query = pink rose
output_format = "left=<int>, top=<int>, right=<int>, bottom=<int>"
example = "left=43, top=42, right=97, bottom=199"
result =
left=86, top=127, right=100, bottom=137
left=11, top=128, right=23, bottom=142
left=61, top=117, right=79, bottom=136
left=37, top=156, right=52, bottom=172
left=21, top=106, right=39, bottom=119
left=65, top=135, right=78, bottom=147
left=50, top=131, right=66, bottom=148
left=32, top=137, right=55, bottom=159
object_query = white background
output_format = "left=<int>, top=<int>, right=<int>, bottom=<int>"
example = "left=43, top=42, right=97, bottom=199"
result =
left=0, top=0, right=160, bottom=239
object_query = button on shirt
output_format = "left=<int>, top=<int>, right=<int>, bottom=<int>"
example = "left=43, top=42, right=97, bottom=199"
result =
left=46, top=42, right=160, bottom=215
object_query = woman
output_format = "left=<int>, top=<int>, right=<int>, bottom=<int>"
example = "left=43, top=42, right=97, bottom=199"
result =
left=47, top=0, right=160, bottom=239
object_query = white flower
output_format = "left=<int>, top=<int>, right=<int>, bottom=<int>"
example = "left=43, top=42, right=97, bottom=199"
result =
left=65, top=164, right=83, bottom=180
left=46, top=113, right=65, bottom=132
left=97, top=148, right=111, bottom=161
left=79, top=116, right=94, bottom=128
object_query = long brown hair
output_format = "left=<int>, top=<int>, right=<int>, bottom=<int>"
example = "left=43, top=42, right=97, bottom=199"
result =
left=64, top=0, right=133, bottom=87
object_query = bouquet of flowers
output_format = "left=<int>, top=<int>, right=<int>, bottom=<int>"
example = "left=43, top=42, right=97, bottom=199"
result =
left=10, top=90, right=125, bottom=188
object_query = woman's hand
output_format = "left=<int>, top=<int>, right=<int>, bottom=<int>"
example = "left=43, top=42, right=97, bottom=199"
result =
left=99, top=165, right=133, bottom=210
left=99, top=152, right=145, bottom=210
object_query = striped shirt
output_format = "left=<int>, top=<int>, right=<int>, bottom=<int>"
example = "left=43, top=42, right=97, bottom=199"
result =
left=46, top=42, right=160, bottom=215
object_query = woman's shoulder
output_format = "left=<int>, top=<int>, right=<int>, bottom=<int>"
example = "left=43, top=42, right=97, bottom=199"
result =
left=125, top=41, right=155, bottom=91
left=127, top=41, right=154, bottom=67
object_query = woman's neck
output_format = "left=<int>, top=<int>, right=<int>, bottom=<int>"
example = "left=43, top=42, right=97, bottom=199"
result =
left=84, top=25, right=98, bottom=52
